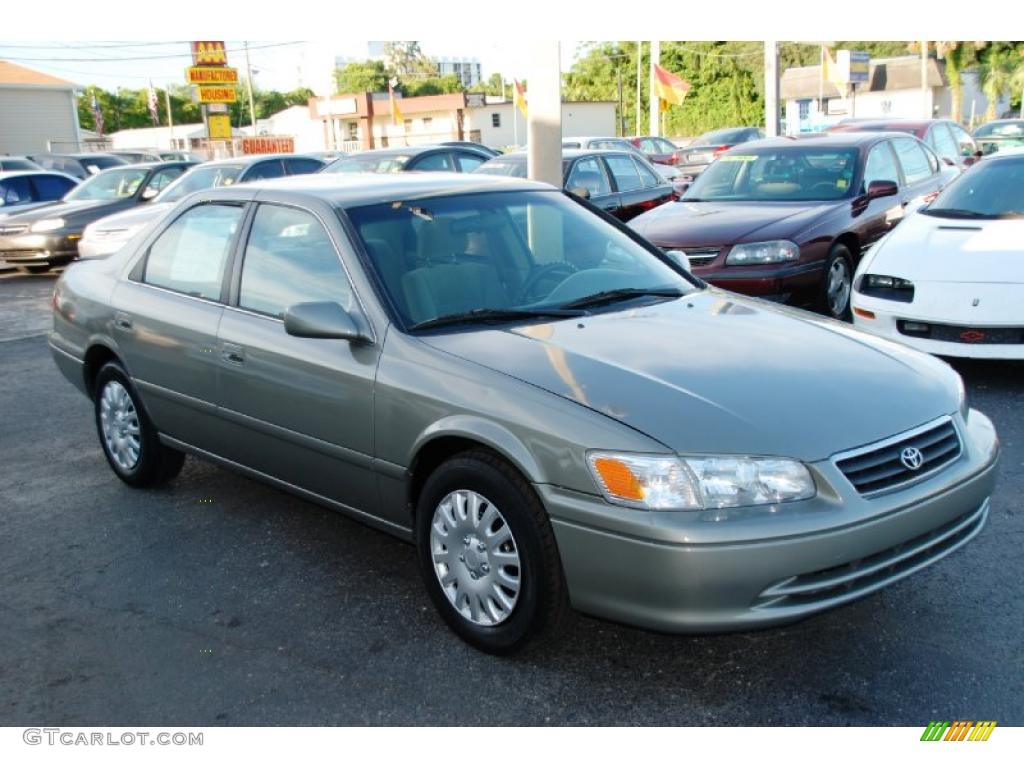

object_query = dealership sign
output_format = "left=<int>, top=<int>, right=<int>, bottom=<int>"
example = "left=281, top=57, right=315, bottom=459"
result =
left=186, top=66, right=239, bottom=84
left=197, top=86, right=238, bottom=103
left=191, top=41, right=228, bottom=66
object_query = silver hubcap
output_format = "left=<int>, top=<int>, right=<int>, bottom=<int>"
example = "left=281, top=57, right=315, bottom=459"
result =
left=429, top=490, right=521, bottom=626
left=827, top=258, right=851, bottom=316
left=99, top=380, right=141, bottom=471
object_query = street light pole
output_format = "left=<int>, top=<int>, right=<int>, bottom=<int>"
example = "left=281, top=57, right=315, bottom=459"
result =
left=618, top=67, right=624, bottom=137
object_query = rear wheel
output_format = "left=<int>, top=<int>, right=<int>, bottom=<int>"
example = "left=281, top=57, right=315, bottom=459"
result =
left=820, top=243, right=853, bottom=320
left=94, top=361, right=185, bottom=487
left=17, top=265, right=52, bottom=275
left=415, top=450, right=568, bottom=654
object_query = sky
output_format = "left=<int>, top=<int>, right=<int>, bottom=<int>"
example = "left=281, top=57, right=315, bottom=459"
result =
left=0, top=40, right=584, bottom=95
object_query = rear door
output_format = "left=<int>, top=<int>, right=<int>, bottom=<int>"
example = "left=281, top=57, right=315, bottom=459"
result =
left=565, top=156, right=619, bottom=214
left=112, top=201, right=247, bottom=448
left=858, top=139, right=905, bottom=246
left=602, top=153, right=672, bottom=221
left=892, top=136, right=946, bottom=205
left=214, top=200, right=382, bottom=515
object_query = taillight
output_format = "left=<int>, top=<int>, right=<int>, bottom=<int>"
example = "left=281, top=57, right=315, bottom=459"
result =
left=671, top=152, right=679, bottom=164
left=712, top=144, right=732, bottom=158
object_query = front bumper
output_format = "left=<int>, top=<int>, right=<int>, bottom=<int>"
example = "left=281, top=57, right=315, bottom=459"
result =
left=541, top=409, right=998, bottom=633
left=0, top=232, right=80, bottom=266
left=852, top=293, right=1024, bottom=360
left=694, top=259, right=824, bottom=303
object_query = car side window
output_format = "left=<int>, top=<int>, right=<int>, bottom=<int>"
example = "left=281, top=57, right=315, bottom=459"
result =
left=863, top=142, right=901, bottom=190
left=950, top=123, right=974, bottom=155
left=0, top=177, right=32, bottom=204
left=238, top=204, right=353, bottom=318
left=632, top=158, right=661, bottom=188
left=892, top=137, right=934, bottom=185
left=454, top=153, right=485, bottom=172
left=566, top=157, right=611, bottom=197
left=410, top=153, right=454, bottom=171
left=143, top=167, right=185, bottom=196
left=604, top=154, right=643, bottom=192
left=930, top=125, right=959, bottom=162
left=283, top=157, right=325, bottom=175
left=639, top=138, right=659, bottom=153
left=246, top=160, right=285, bottom=180
left=143, top=204, right=243, bottom=301
left=31, top=174, right=76, bottom=200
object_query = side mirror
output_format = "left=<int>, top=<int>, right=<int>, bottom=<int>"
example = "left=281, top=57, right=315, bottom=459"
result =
left=569, top=186, right=591, bottom=200
left=941, top=156, right=956, bottom=167
left=141, top=187, right=159, bottom=200
left=672, top=180, right=692, bottom=198
left=866, top=179, right=898, bottom=199
left=283, top=301, right=367, bottom=342
left=664, top=249, right=691, bottom=272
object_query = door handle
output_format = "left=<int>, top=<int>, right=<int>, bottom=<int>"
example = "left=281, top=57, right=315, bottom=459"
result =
left=221, top=343, right=245, bottom=365
left=114, top=312, right=133, bottom=331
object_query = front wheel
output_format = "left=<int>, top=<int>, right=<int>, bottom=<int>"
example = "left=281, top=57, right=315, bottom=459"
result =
left=94, top=361, right=185, bottom=487
left=415, top=450, right=568, bottom=654
left=820, top=243, right=854, bottom=321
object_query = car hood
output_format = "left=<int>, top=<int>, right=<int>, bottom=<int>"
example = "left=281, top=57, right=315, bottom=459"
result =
left=87, top=202, right=172, bottom=233
left=629, top=199, right=840, bottom=246
left=4, top=198, right=136, bottom=225
left=864, top=212, right=1024, bottom=284
left=421, top=291, right=959, bottom=461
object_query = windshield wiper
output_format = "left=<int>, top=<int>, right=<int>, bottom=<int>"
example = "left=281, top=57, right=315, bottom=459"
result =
left=559, top=287, right=685, bottom=310
left=923, top=207, right=992, bottom=219
left=409, top=307, right=585, bottom=331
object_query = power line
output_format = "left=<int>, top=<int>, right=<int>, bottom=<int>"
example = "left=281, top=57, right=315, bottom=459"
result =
left=0, top=41, right=305, bottom=62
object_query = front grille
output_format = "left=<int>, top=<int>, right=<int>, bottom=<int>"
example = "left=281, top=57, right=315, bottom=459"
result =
left=898, top=320, right=1024, bottom=345
left=680, top=248, right=720, bottom=267
left=756, top=501, right=987, bottom=608
left=0, top=224, right=29, bottom=236
left=834, top=417, right=961, bottom=497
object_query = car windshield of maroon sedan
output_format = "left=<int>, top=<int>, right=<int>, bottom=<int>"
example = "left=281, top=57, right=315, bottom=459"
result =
left=346, top=190, right=694, bottom=330
left=63, top=168, right=149, bottom=201
left=683, top=146, right=859, bottom=202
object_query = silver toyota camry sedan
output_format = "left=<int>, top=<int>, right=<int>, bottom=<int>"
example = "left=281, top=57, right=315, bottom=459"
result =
left=49, top=173, right=999, bottom=654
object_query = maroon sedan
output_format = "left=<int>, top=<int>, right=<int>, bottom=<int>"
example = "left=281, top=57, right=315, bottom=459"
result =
left=628, top=132, right=958, bottom=319
left=630, top=136, right=682, bottom=166
left=828, top=118, right=977, bottom=170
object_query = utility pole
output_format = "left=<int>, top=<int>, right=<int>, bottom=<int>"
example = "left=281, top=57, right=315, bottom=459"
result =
left=920, top=40, right=929, bottom=119
left=635, top=41, right=642, bottom=135
left=526, top=41, right=561, bottom=187
left=244, top=40, right=258, bottom=136
left=764, top=39, right=779, bottom=136
left=649, top=40, right=660, bottom=137
left=617, top=67, right=624, bottom=137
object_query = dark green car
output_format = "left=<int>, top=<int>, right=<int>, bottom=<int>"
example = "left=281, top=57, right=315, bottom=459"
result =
left=50, top=173, right=999, bottom=653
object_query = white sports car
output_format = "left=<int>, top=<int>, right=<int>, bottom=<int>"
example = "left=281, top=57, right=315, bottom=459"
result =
left=852, top=148, right=1024, bottom=359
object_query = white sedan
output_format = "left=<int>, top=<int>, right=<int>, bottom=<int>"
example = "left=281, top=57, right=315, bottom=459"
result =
left=852, top=149, right=1024, bottom=360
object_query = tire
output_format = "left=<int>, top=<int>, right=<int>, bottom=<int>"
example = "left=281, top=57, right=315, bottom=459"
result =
left=17, top=265, right=52, bottom=275
left=820, top=242, right=854, bottom=321
left=93, top=361, right=185, bottom=487
left=415, top=450, right=569, bottom=654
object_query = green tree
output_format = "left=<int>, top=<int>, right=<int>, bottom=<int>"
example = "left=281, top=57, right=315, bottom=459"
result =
left=933, top=42, right=985, bottom=123
left=334, top=60, right=388, bottom=93
left=978, top=43, right=1017, bottom=120
left=384, top=41, right=437, bottom=77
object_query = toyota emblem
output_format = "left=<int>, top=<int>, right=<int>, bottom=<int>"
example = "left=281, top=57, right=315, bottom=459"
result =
left=901, top=446, right=924, bottom=471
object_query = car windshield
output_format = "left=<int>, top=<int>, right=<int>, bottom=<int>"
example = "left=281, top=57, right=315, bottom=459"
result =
left=79, top=156, right=126, bottom=173
left=473, top=159, right=527, bottom=178
left=157, top=165, right=245, bottom=202
left=694, top=128, right=750, bottom=145
left=974, top=121, right=1024, bottom=138
left=683, top=146, right=858, bottom=202
left=64, top=168, right=149, bottom=201
left=325, top=155, right=409, bottom=173
left=346, top=190, right=694, bottom=329
left=922, top=157, right=1024, bottom=219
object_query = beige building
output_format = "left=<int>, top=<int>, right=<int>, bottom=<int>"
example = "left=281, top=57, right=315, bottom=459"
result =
left=0, top=61, right=81, bottom=155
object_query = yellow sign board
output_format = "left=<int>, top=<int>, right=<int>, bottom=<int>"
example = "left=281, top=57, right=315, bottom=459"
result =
left=186, top=66, right=239, bottom=85
left=197, top=86, right=238, bottom=104
left=192, top=41, right=228, bottom=66
left=208, top=113, right=232, bottom=140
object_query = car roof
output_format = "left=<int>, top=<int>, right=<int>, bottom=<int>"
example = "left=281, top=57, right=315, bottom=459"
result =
left=197, top=153, right=321, bottom=168
left=484, top=148, right=639, bottom=162
left=342, top=145, right=455, bottom=159
left=204, top=171, right=553, bottom=207
left=0, top=169, right=77, bottom=181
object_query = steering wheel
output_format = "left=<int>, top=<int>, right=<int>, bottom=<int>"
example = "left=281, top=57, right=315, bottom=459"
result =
left=518, top=261, right=578, bottom=303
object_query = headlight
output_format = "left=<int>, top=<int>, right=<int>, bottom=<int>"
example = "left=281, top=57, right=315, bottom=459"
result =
left=30, top=218, right=66, bottom=233
left=587, top=452, right=816, bottom=511
left=856, top=274, right=915, bottom=302
left=725, top=240, right=799, bottom=265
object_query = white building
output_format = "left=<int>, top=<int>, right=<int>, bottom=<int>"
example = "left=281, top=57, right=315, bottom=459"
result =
left=781, top=55, right=1009, bottom=133
left=437, top=57, right=483, bottom=88
left=0, top=61, right=81, bottom=155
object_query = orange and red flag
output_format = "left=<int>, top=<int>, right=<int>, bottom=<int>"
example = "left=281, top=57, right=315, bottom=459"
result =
left=653, top=64, right=690, bottom=106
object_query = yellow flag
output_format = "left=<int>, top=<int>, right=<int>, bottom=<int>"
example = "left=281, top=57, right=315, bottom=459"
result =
left=513, top=79, right=528, bottom=118
left=389, top=78, right=403, bottom=125
left=822, top=47, right=846, bottom=91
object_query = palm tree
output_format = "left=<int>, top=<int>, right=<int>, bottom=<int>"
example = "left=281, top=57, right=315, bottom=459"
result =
left=977, top=44, right=1017, bottom=122
left=934, top=42, right=985, bottom=123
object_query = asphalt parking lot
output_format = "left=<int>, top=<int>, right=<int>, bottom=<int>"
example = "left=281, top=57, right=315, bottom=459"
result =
left=1, top=271, right=1021, bottom=726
